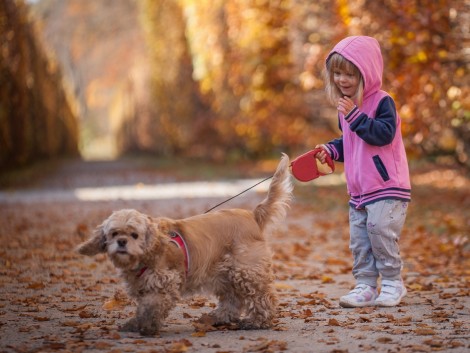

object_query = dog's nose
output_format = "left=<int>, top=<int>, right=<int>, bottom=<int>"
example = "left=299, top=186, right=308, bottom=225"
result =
left=118, top=239, right=127, bottom=247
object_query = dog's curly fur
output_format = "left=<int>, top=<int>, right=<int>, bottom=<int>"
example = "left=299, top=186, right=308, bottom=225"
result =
left=77, top=154, right=292, bottom=336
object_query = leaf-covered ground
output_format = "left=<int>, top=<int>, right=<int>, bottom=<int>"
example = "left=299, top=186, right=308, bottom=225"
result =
left=0, top=158, right=469, bottom=353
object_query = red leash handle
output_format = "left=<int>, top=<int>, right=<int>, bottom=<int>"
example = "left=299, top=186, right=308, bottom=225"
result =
left=290, top=147, right=335, bottom=182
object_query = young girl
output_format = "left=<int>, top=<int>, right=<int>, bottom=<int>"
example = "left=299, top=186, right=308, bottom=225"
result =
left=315, top=36, right=411, bottom=307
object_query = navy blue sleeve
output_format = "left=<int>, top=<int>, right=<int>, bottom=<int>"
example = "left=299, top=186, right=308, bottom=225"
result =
left=325, top=136, right=344, bottom=162
left=346, top=96, right=397, bottom=146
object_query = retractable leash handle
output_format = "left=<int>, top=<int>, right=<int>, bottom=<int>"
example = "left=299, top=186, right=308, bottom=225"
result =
left=205, top=150, right=334, bottom=213
left=290, top=147, right=335, bottom=182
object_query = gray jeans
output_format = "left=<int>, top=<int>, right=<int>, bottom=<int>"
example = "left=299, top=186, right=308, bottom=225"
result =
left=349, top=200, right=408, bottom=287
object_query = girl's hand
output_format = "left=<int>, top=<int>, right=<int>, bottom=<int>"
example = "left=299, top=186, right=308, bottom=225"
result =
left=314, top=144, right=328, bottom=164
left=337, top=96, right=355, bottom=116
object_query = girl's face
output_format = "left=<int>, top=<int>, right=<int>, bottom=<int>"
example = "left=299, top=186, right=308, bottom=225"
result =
left=333, top=68, right=360, bottom=98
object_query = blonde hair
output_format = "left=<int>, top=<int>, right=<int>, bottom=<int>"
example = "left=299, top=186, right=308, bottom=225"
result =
left=324, top=53, right=364, bottom=107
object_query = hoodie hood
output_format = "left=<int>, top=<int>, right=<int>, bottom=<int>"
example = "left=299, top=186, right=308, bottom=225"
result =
left=326, top=36, right=383, bottom=99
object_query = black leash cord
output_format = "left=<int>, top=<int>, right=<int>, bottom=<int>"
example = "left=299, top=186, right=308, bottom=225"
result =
left=204, top=175, right=274, bottom=213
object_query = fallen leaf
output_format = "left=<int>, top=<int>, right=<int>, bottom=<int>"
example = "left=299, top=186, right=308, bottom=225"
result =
left=321, top=275, right=335, bottom=284
left=414, top=328, right=436, bottom=335
left=408, top=345, right=431, bottom=352
left=94, top=342, right=113, bottom=349
left=356, top=307, right=375, bottom=314
left=275, top=283, right=294, bottom=290
left=27, top=282, right=46, bottom=290
left=34, top=316, right=50, bottom=322
left=79, top=310, right=97, bottom=318
left=166, top=339, right=193, bottom=353
left=423, top=339, right=444, bottom=348
left=327, top=318, right=341, bottom=326
left=62, top=304, right=88, bottom=312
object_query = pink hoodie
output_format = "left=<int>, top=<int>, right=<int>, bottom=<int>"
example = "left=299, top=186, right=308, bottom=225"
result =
left=324, top=36, right=411, bottom=209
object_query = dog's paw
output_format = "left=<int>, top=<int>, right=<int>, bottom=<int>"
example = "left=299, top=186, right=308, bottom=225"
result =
left=119, top=318, right=139, bottom=332
left=139, top=322, right=159, bottom=336
left=238, top=319, right=272, bottom=330
left=204, top=311, right=241, bottom=326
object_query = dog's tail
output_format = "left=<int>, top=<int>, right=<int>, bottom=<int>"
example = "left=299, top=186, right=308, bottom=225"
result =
left=254, top=153, right=293, bottom=231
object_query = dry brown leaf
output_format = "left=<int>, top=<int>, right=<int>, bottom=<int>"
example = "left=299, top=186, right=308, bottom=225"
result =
left=275, top=283, right=294, bottom=290
left=356, top=307, right=375, bottom=314
left=321, top=275, right=335, bottom=284
left=62, top=304, right=88, bottom=312
left=292, top=243, right=310, bottom=258
left=394, top=316, right=413, bottom=325
left=192, top=314, right=217, bottom=332
left=327, top=318, right=341, bottom=326
left=408, top=345, right=431, bottom=352
left=33, top=316, right=50, bottom=322
left=166, top=342, right=189, bottom=353
left=357, top=316, right=371, bottom=323
left=325, top=257, right=349, bottom=266
left=79, top=310, right=96, bottom=318
left=94, top=342, right=113, bottom=349
left=414, top=328, right=436, bottom=335
left=27, top=282, right=46, bottom=290
left=132, top=339, right=147, bottom=344
left=102, top=298, right=125, bottom=311
left=165, top=339, right=193, bottom=353
left=423, top=339, right=444, bottom=348
left=244, top=339, right=288, bottom=352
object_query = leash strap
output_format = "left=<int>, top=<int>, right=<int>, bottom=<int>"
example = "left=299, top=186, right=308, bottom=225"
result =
left=204, top=175, right=273, bottom=213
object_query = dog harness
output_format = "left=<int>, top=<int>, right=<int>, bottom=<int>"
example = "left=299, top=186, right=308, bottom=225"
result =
left=135, top=264, right=148, bottom=278
left=168, top=230, right=190, bottom=275
left=134, top=230, right=190, bottom=278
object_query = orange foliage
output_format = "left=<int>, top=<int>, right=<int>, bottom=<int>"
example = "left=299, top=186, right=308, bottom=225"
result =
left=135, top=0, right=468, bottom=163
left=0, top=0, right=79, bottom=170
left=351, top=0, right=469, bottom=161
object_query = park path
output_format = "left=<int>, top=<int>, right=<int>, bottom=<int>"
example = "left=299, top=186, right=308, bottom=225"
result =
left=0, top=158, right=469, bottom=353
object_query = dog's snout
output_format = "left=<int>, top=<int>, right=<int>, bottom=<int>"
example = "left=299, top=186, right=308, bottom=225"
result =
left=118, top=239, right=127, bottom=247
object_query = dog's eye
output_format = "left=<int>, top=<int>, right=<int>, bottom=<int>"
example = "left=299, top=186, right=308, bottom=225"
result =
left=112, top=231, right=118, bottom=237
left=131, top=232, right=138, bottom=240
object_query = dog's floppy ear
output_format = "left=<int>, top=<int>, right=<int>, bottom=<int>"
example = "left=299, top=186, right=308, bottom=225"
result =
left=144, top=216, right=161, bottom=247
left=76, top=224, right=107, bottom=256
left=143, top=216, right=167, bottom=255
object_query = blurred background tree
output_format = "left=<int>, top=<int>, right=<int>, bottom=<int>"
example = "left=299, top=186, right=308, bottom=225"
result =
left=1, top=0, right=468, bottom=170
left=0, top=0, right=79, bottom=170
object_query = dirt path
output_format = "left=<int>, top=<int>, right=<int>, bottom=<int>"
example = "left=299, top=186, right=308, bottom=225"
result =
left=0, top=159, right=469, bottom=353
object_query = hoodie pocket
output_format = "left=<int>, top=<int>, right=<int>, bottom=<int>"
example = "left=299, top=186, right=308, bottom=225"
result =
left=373, top=155, right=390, bottom=182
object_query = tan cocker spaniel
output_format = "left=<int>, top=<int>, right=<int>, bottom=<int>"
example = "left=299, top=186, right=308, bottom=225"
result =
left=77, top=154, right=292, bottom=336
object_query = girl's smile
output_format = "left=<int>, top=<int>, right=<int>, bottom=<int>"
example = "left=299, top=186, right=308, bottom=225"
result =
left=333, top=69, right=359, bottom=98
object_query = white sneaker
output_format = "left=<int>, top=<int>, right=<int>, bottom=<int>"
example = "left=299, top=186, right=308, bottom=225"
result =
left=339, top=284, right=378, bottom=308
left=375, top=279, right=407, bottom=307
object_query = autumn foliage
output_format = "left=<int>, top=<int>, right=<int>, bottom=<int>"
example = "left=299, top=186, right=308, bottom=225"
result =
left=1, top=0, right=469, bottom=168
left=0, top=0, right=79, bottom=170
left=126, top=0, right=469, bottom=164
